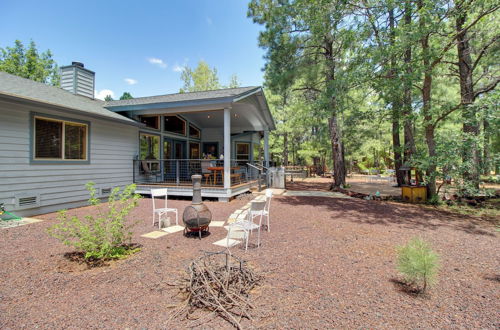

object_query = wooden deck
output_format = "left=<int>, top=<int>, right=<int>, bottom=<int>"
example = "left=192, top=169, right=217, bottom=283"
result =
left=135, top=180, right=259, bottom=201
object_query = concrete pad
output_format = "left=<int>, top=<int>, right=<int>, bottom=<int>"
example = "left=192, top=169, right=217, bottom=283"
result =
left=227, top=231, right=246, bottom=239
left=162, top=225, right=184, bottom=233
left=213, top=238, right=241, bottom=248
left=210, top=221, right=225, bottom=227
left=224, top=226, right=243, bottom=231
left=141, top=231, right=168, bottom=239
left=0, top=217, right=43, bottom=229
left=254, top=188, right=286, bottom=195
left=22, top=217, right=44, bottom=224
left=224, top=225, right=244, bottom=231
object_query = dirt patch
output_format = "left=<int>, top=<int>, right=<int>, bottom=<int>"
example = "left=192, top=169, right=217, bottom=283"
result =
left=0, top=195, right=498, bottom=328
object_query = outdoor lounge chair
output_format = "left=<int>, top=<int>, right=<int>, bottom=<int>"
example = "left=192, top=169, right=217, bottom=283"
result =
left=141, top=160, right=161, bottom=182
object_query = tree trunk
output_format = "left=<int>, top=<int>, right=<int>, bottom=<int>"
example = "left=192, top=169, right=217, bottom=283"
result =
left=419, top=0, right=437, bottom=198
left=403, top=0, right=416, bottom=165
left=483, top=118, right=490, bottom=175
left=283, top=132, right=289, bottom=166
left=456, top=11, right=480, bottom=190
left=392, top=111, right=404, bottom=186
left=329, top=115, right=346, bottom=188
left=323, top=36, right=346, bottom=188
left=389, top=7, right=404, bottom=186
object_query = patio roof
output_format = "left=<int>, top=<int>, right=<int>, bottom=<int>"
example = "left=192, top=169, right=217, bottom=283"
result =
left=105, top=86, right=275, bottom=131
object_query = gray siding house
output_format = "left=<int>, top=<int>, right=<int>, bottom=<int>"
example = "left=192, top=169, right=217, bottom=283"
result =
left=0, top=63, right=274, bottom=216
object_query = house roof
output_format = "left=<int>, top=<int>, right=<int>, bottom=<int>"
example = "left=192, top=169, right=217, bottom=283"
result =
left=0, top=72, right=139, bottom=126
left=105, top=86, right=261, bottom=107
left=105, top=86, right=275, bottom=131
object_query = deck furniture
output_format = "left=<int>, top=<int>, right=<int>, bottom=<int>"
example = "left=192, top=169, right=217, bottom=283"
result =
left=141, top=160, right=161, bottom=182
left=208, top=166, right=239, bottom=185
left=151, top=188, right=178, bottom=229
left=200, top=160, right=213, bottom=185
left=227, top=200, right=266, bottom=251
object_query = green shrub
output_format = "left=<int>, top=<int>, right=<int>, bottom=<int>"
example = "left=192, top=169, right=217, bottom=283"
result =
left=427, top=194, right=442, bottom=206
left=396, top=237, right=439, bottom=293
left=48, top=182, right=141, bottom=261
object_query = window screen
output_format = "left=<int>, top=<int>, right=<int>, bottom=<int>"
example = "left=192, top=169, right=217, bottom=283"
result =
left=65, top=123, right=87, bottom=159
left=35, top=118, right=62, bottom=159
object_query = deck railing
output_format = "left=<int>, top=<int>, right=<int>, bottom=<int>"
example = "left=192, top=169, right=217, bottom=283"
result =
left=133, top=159, right=263, bottom=187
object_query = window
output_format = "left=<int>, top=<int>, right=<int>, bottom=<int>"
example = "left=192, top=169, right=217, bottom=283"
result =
left=236, top=143, right=250, bottom=160
left=139, top=116, right=159, bottom=130
left=203, top=142, right=218, bottom=158
left=164, top=115, right=186, bottom=135
left=34, top=116, right=88, bottom=161
left=189, top=124, right=200, bottom=139
left=139, top=133, right=160, bottom=159
left=189, top=142, right=200, bottom=159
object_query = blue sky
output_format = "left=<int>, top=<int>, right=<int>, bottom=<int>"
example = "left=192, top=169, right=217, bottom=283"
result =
left=0, top=0, right=266, bottom=99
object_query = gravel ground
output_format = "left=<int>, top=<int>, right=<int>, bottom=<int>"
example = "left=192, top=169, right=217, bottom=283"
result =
left=1, top=192, right=499, bottom=329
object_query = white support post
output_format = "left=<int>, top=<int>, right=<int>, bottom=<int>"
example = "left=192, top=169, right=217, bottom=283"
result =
left=223, top=107, right=231, bottom=189
left=264, top=130, right=270, bottom=168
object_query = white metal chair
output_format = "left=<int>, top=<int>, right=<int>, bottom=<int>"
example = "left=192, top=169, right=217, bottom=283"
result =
left=151, top=188, right=178, bottom=229
left=250, top=189, right=273, bottom=232
left=227, top=200, right=266, bottom=251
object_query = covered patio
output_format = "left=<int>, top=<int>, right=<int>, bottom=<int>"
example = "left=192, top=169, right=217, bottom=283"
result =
left=105, top=87, right=275, bottom=200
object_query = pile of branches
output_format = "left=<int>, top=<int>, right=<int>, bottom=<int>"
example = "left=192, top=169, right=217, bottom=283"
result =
left=171, top=251, right=261, bottom=328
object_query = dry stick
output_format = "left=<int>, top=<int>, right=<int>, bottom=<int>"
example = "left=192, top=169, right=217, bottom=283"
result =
left=198, top=269, right=242, bottom=329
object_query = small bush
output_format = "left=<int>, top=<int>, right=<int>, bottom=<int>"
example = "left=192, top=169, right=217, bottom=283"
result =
left=48, top=182, right=141, bottom=261
left=396, top=237, right=439, bottom=293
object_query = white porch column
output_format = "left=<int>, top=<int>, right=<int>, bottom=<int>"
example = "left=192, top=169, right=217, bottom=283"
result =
left=264, top=130, right=270, bottom=168
left=223, top=107, right=231, bottom=189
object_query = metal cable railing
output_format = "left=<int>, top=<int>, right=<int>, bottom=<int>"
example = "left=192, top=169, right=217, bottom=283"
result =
left=133, top=159, right=262, bottom=187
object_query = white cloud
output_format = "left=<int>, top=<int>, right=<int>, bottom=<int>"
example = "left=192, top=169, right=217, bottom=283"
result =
left=172, top=64, right=184, bottom=73
left=172, top=58, right=189, bottom=73
left=95, top=89, right=115, bottom=100
left=124, top=78, right=138, bottom=85
left=148, top=57, right=167, bottom=69
left=206, top=17, right=213, bottom=25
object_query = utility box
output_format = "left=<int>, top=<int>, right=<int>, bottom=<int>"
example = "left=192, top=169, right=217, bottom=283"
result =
left=401, top=186, right=427, bottom=203
left=268, top=167, right=285, bottom=189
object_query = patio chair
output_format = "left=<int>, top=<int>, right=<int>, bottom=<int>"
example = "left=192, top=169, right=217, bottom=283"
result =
left=151, top=188, right=178, bottom=229
left=200, top=160, right=213, bottom=185
left=227, top=200, right=266, bottom=251
left=141, top=160, right=161, bottom=182
left=250, top=189, right=273, bottom=232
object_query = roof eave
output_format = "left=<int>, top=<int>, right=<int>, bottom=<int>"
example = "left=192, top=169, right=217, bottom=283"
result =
left=0, top=92, right=143, bottom=127
left=105, top=96, right=235, bottom=113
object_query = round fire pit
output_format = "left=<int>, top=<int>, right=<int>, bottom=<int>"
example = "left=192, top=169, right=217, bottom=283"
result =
left=183, top=206, right=211, bottom=231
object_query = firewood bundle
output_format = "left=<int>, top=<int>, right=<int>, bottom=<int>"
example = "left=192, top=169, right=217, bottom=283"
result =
left=171, top=251, right=260, bottom=329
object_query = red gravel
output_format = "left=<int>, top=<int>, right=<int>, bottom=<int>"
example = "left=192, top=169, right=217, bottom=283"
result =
left=1, top=194, right=499, bottom=329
